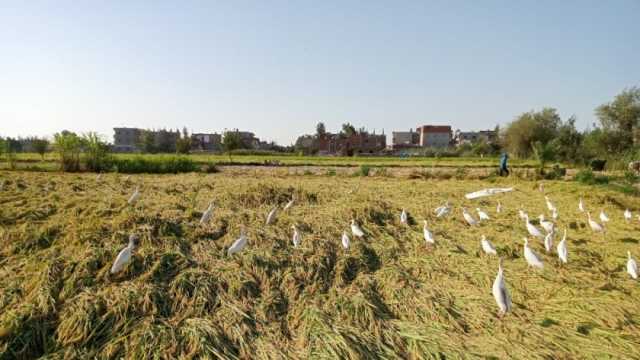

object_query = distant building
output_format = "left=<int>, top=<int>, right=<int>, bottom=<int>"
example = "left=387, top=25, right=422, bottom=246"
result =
left=391, top=129, right=420, bottom=149
left=223, top=129, right=260, bottom=149
left=454, top=129, right=498, bottom=145
left=191, top=133, right=222, bottom=152
left=318, top=132, right=386, bottom=155
left=113, top=127, right=142, bottom=152
left=417, top=125, right=452, bottom=148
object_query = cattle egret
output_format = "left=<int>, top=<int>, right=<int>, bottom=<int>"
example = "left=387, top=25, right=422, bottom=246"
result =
left=628, top=251, right=638, bottom=280
left=544, top=231, right=554, bottom=253
left=492, top=258, right=512, bottom=316
left=228, top=229, right=248, bottom=255
left=545, top=196, right=556, bottom=212
left=496, top=201, right=502, bottom=213
left=341, top=231, right=350, bottom=250
left=283, top=196, right=295, bottom=211
left=539, top=215, right=554, bottom=234
left=127, top=186, right=141, bottom=205
left=96, top=173, right=102, bottom=181
left=400, top=209, right=408, bottom=224
left=423, top=220, right=435, bottom=244
left=435, top=201, right=451, bottom=218
left=578, top=197, right=585, bottom=212
left=523, top=238, right=544, bottom=269
left=266, top=207, right=278, bottom=225
left=557, top=229, right=568, bottom=264
left=481, top=235, right=497, bottom=255
left=462, top=208, right=478, bottom=226
left=291, top=225, right=301, bottom=247
left=624, top=209, right=632, bottom=222
left=587, top=212, right=604, bottom=233
left=477, top=208, right=490, bottom=221
left=524, top=215, right=544, bottom=239
left=599, top=209, right=609, bottom=223
left=110, top=235, right=136, bottom=274
left=199, top=201, right=214, bottom=225
left=518, top=208, right=527, bottom=220
left=351, top=219, right=364, bottom=237
left=539, top=183, right=545, bottom=193
left=551, top=208, right=559, bottom=221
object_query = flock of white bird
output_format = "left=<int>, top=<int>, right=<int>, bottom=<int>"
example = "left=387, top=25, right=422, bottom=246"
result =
left=111, top=184, right=639, bottom=317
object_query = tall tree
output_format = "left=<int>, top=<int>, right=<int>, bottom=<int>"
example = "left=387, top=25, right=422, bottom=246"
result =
left=595, top=87, right=640, bottom=147
left=31, top=137, right=50, bottom=160
left=501, top=108, right=561, bottom=157
left=341, top=123, right=356, bottom=137
left=316, top=122, right=326, bottom=137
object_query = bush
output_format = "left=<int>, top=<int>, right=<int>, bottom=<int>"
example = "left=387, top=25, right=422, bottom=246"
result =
left=544, top=164, right=566, bottom=180
left=590, top=159, right=607, bottom=171
left=454, top=167, right=468, bottom=180
left=326, top=169, right=336, bottom=176
left=82, top=133, right=112, bottom=172
left=53, top=131, right=83, bottom=172
left=357, top=165, right=371, bottom=177
left=374, top=167, right=390, bottom=177
left=202, top=163, right=220, bottom=174
left=623, top=170, right=638, bottom=184
left=114, top=156, right=198, bottom=174
left=574, top=169, right=609, bottom=185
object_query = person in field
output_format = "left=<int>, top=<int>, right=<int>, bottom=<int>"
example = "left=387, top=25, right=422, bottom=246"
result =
left=499, top=152, right=509, bottom=176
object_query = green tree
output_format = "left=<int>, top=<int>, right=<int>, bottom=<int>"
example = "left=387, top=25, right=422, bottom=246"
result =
left=532, top=141, right=555, bottom=174
left=502, top=108, right=561, bottom=157
left=82, top=132, right=111, bottom=172
left=341, top=123, right=356, bottom=137
left=138, top=130, right=156, bottom=153
left=31, top=137, right=50, bottom=160
left=596, top=87, right=640, bottom=146
left=316, top=122, right=326, bottom=137
left=53, top=131, right=83, bottom=172
left=222, top=131, right=243, bottom=161
left=176, top=127, right=192, bottom=154
left=550, top=116, right=583, bottom=164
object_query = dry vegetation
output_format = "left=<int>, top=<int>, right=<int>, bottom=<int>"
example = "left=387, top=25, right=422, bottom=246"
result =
left=0, top=171, right=639, bottom=359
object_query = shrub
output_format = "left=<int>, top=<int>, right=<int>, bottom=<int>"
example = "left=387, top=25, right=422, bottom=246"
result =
left=544, top=164, right=566, bottom=180
left=623, top=170, right=638, bottom=184
left=53, top=131, right=83, bottom=172
left=202, top=163, right=220, bottom=174
left=357, top=165, right=371, bottom=177
left=82, top=133, right=112, bottom=172
left=454, top=167, right=468, bottom=180
left=374, top=167, right=390, bottom=177
left=326, top=169, right=336, bottom=176
left=574, top=169, right=609, bottom=185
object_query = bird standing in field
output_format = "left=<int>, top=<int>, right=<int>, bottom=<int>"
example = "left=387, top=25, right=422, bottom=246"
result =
left=435, top=201, right=451, bottom=218
left=477, top=208, right=490, bottom=221
left=587, top=212, right=604, bottom=233
left=341, top=231, right=350, bottom=250
left=524, top=215, right=544, bottom=239
left=481, top=235, right=497, bottom=255
left=291, top=225, right=301, bottom=247
left=400, top=209, right=408, bottom=224
left=544, top=231, right=554, bottom=253
left=96, top=173, right=102, bottom=181
left=599, top=209, right=610, bottom=223
left=579, top=197, right=586, bottom=212
left=110, top=234, right=137, bottom=274
left=496, top=201, right=502, bottom=213
left=423, top=220, right=435, bottom=245
left=551, top=208, right=559, bottom=221
left=545, top=196, right=556, bottom=212
left=628, top=251, right=638, bottom=279
left=493, top=258, right=512, bottom=316
left=557, top=229, right=568, bottom=264
left=624, top=209, right=632, bottom=222
left=227, top=228, right=248, bottom=255
left=199, top=201, right=214, bottom=225
left=462, top=208, right=478, bottom=226
left=266, top=207, right=278, bottom=225
left=127, top=186, right=141, bottom=205
left=518, top=208, right=527, bottom=220
left=523, top=238, right=544, bottom=269
left=539, top=215, right=555, bottom=234
left=351, top=219, right=364, bottom=237
left=283, top=196, right=295, bottom=211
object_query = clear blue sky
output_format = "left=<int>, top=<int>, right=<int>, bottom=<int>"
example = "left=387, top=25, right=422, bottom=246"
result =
left=1, top=1, right=639, bottom=145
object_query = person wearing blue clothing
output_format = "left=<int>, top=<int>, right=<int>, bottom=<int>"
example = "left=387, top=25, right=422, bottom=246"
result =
left=499, top=153, right=509, bottom=176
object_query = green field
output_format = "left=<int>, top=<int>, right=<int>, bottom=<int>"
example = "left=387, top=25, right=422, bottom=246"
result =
left=1, top=171, right=639, bottom=358
left=4, top=152, right=540, bottom=171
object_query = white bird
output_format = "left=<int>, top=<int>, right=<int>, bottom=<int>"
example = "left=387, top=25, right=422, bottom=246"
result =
left=523, top=238, right=544, bottom=269
left=544, top=231, right=554, bottom=253
left=578, top=197, right=585, bottom=212
left=283, top=196, right=295, bottom=211
left=545, top=196, right=556, bottom=212
left=265, top=207, right=278, bottom=225
left=199, top=201, right=214, bottom=225
left=227, top=229, right=248, bottom=255
left=539, top=215, right=554, bottom=234
left=291, top=225, right=301, bottom=247
left=96, top=173, right=102, bottom=181
left=351, top=219, right=364, bottom=237
left=551, top=208, right=559, bottom=221
left=624, top=209, right=632, bottom=222
left=341, top=231, right=350, bottom=250
left=481, top=235, right=497, bottom=255
left=628, top=251, right=638, bottom=280
left=518, top=208, right=527, bottom=220
left=110, top=234, right=136, bottom=274
left=524, top=215, right=544, bottom=239
left=476, top=208, right=490, bottom=221
left=423, top=220, right=435, bottom=244
left=587, top=212, right=604, bottom=233
left=492, top=258, right=512, bottom=316
left=599, top=209, right=609, bottom=223
left=462, top=208, right=478, bottom=226
left=496, top=201, right=502, bottom=213
left=127, top=186, right=141, bottom=205
left=435, top=201, right=451, bottom=218
left=557, top=229, right=568, bottom=264
left=400, top=209, right=408, bottom=224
